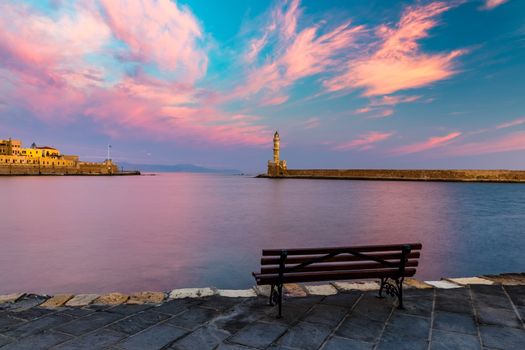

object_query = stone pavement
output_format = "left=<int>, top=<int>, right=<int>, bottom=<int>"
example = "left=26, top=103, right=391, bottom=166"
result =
left=0, top=285, right=524, bottom=350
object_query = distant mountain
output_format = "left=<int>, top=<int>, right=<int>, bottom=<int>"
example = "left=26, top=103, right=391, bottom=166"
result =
left=118, top=162, right=241, bottom=174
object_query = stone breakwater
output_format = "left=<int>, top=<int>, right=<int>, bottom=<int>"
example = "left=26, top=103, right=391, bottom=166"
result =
left=259, top=169, right=525, bottom=182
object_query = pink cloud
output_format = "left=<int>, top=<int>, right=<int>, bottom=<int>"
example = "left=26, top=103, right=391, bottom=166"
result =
left=333, top=131, right=394, bottom=151
left=0, top=1, right=269, bottom=147
left=232, top=0, right=363, bottom=105
left=449, top=130, right=525, bottom=156
left=393, top=131, right=462, bottom=155
left=481, top=0, right=508, bottom=10
left=370, top=95, right=421, bottom=106
left=496, top=117, right=525, bottom=129
left=98, top=0, right=207, bottom=83
left=324, top=1, right=465, bottom=96
left=303, top=117, right=320, bottom=129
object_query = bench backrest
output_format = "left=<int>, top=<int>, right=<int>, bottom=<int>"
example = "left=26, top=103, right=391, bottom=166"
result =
left=255, top=243, right=422, bottom=285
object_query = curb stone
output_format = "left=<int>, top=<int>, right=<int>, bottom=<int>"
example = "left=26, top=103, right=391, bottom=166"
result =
left=40, top=294, right=74, bottom=308
left=169, top=287, right=216, bottom=299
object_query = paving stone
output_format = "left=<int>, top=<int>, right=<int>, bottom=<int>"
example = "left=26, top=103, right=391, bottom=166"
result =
left=119, top=323, right=188, bottom=350
left=321, top=291, right=361, bottom=307
left=40, top=294, right=74, bottom=308
left=199, top=296, right=242, bottom=312
left=60, top=307, right=95, bottom=318
left=376, top=331, right=428, bottom=350
left=7, top=307, right=55, bottom=320
left=0, top=330, right=72, bottom=350
left=403, top=288, right=435, bottom=300
left=4, top=295, right=47, bottom=311
left=336, top=313, right=385, bottom=343
left=169, top=288, right=216, bottom=299
left=425, top=280, right=462, bottom=289
left=0, top=293, right=24, bottom=304
left=433, top=310, right=477, bottom=335
left=228, top=321, right=288, bottom=348
left=94, top=292, right=129, bottom=305
left=435, top=290, right=474, bottom=314
left=476, top=306, right=522, bottom=328
left=302, top=304, right=347, bottom=327
left=283, top=284, right=308, bottom=297
left=260, top=304, right=311, bottom=325
left=4, top=313, right=75, bottom=339
left=216, top=343, right=259, bottom=350
left=332, top=281, right=379, bottom=291
left=404, top=278, right=433, bottom=289
left=254, top=285, right=272, bottom=297
left=109, top=309, right=171, bottom=335
left=217, top=289, right=257, bottom=298
left=127, top=291, right=166, bottom=304
left=447, top=277, right=494, bottom=286
left=398, top=298, right=433, bottom=318
left=278, top=321, right=332, bottom=350
left=171, top=324, right=230, bottom=350
left=504, top=285, right=525, bottom=306
left=479, top=325, right=525, bottom=350
left=108, top=303, right=152, bottom=315
left=304, top=284, right=338, bottom=296
left=322, top=336, right=374, bottom=350
left=385, top=312, right=431, bottom=339
left=55, top=311, right=124, bottom=336
left=214, top=302, right=268, bottom=333
left=473, top=295, right=514, bottom=310
left=167, top=306, right=219, bottom=330
left=0, top=314, right=24, bottom=332
left=152, top=299, right=197, bottom=315
left=352, top=294, right=393, bottom=322
left=0, top=335, right=11, bottom=347
left=430, top=329, right=481, bottom=350
left=54, top=328, right=127, bottom=349
left=65, top=294, right=99, bottom=307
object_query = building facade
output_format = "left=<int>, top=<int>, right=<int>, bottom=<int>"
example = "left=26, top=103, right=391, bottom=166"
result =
left=0, top=138, right=118, bottom=175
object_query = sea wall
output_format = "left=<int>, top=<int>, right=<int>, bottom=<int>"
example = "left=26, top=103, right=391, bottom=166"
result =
left=0, top=163, right=137, bottom=176
left=263, top=169, right=525, bottom=182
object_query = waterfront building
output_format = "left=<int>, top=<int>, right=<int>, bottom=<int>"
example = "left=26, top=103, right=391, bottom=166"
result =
left=0, top=138, right=118, bottom=175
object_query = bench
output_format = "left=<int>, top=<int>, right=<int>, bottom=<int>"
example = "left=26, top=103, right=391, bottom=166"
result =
left=253, top=243, right=422, bottom=317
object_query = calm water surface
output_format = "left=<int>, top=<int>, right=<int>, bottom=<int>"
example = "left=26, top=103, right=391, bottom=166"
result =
left=0, top=173, right=524, bottom=294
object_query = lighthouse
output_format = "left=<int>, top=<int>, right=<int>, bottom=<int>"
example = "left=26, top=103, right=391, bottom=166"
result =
left=267, top=131, right=287, bottom=176
left=273, top=131, right=280, bottom=163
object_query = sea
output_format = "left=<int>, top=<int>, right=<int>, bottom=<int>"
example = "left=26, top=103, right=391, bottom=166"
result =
left=0, top=173, right=524, bottom=294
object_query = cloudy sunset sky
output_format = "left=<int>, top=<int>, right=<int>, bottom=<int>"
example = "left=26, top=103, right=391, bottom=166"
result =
left=1, top=0, right=524, bottom=171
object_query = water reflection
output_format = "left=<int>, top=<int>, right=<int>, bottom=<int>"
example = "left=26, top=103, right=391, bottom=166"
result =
left=0, top=174, right=524, bottom=294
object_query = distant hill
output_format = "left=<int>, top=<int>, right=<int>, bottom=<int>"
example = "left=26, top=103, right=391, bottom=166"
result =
left=118, top=162, right=241, bottom=174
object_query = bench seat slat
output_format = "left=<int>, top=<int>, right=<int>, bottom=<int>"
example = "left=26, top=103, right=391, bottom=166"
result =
left=262, top=243, right=422, bottom=256
left=259, top=260, right=419, bottom=274
left=261, top=251, right=420, bottom=265
left=254, top=268, right=417, bottom=285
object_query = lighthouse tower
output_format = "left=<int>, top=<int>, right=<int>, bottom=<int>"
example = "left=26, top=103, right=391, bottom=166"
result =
left=268, top=131, right=287, bottom=176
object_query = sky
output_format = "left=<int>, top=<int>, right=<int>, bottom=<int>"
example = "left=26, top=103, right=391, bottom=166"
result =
left=0, top=0, right=524, bottom=172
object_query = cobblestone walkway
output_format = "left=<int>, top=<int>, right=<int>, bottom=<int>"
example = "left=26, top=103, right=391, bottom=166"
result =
left=0, top=285, right=524, bottom=349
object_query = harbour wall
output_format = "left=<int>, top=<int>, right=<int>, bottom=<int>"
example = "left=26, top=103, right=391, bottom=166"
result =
left=261, top=169, right=525, bottom=182
left=0, top=164, right=139, bottom=176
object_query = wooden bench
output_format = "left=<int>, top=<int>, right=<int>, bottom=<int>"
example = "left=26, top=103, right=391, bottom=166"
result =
left=253, top=243, right=422, bottom=317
